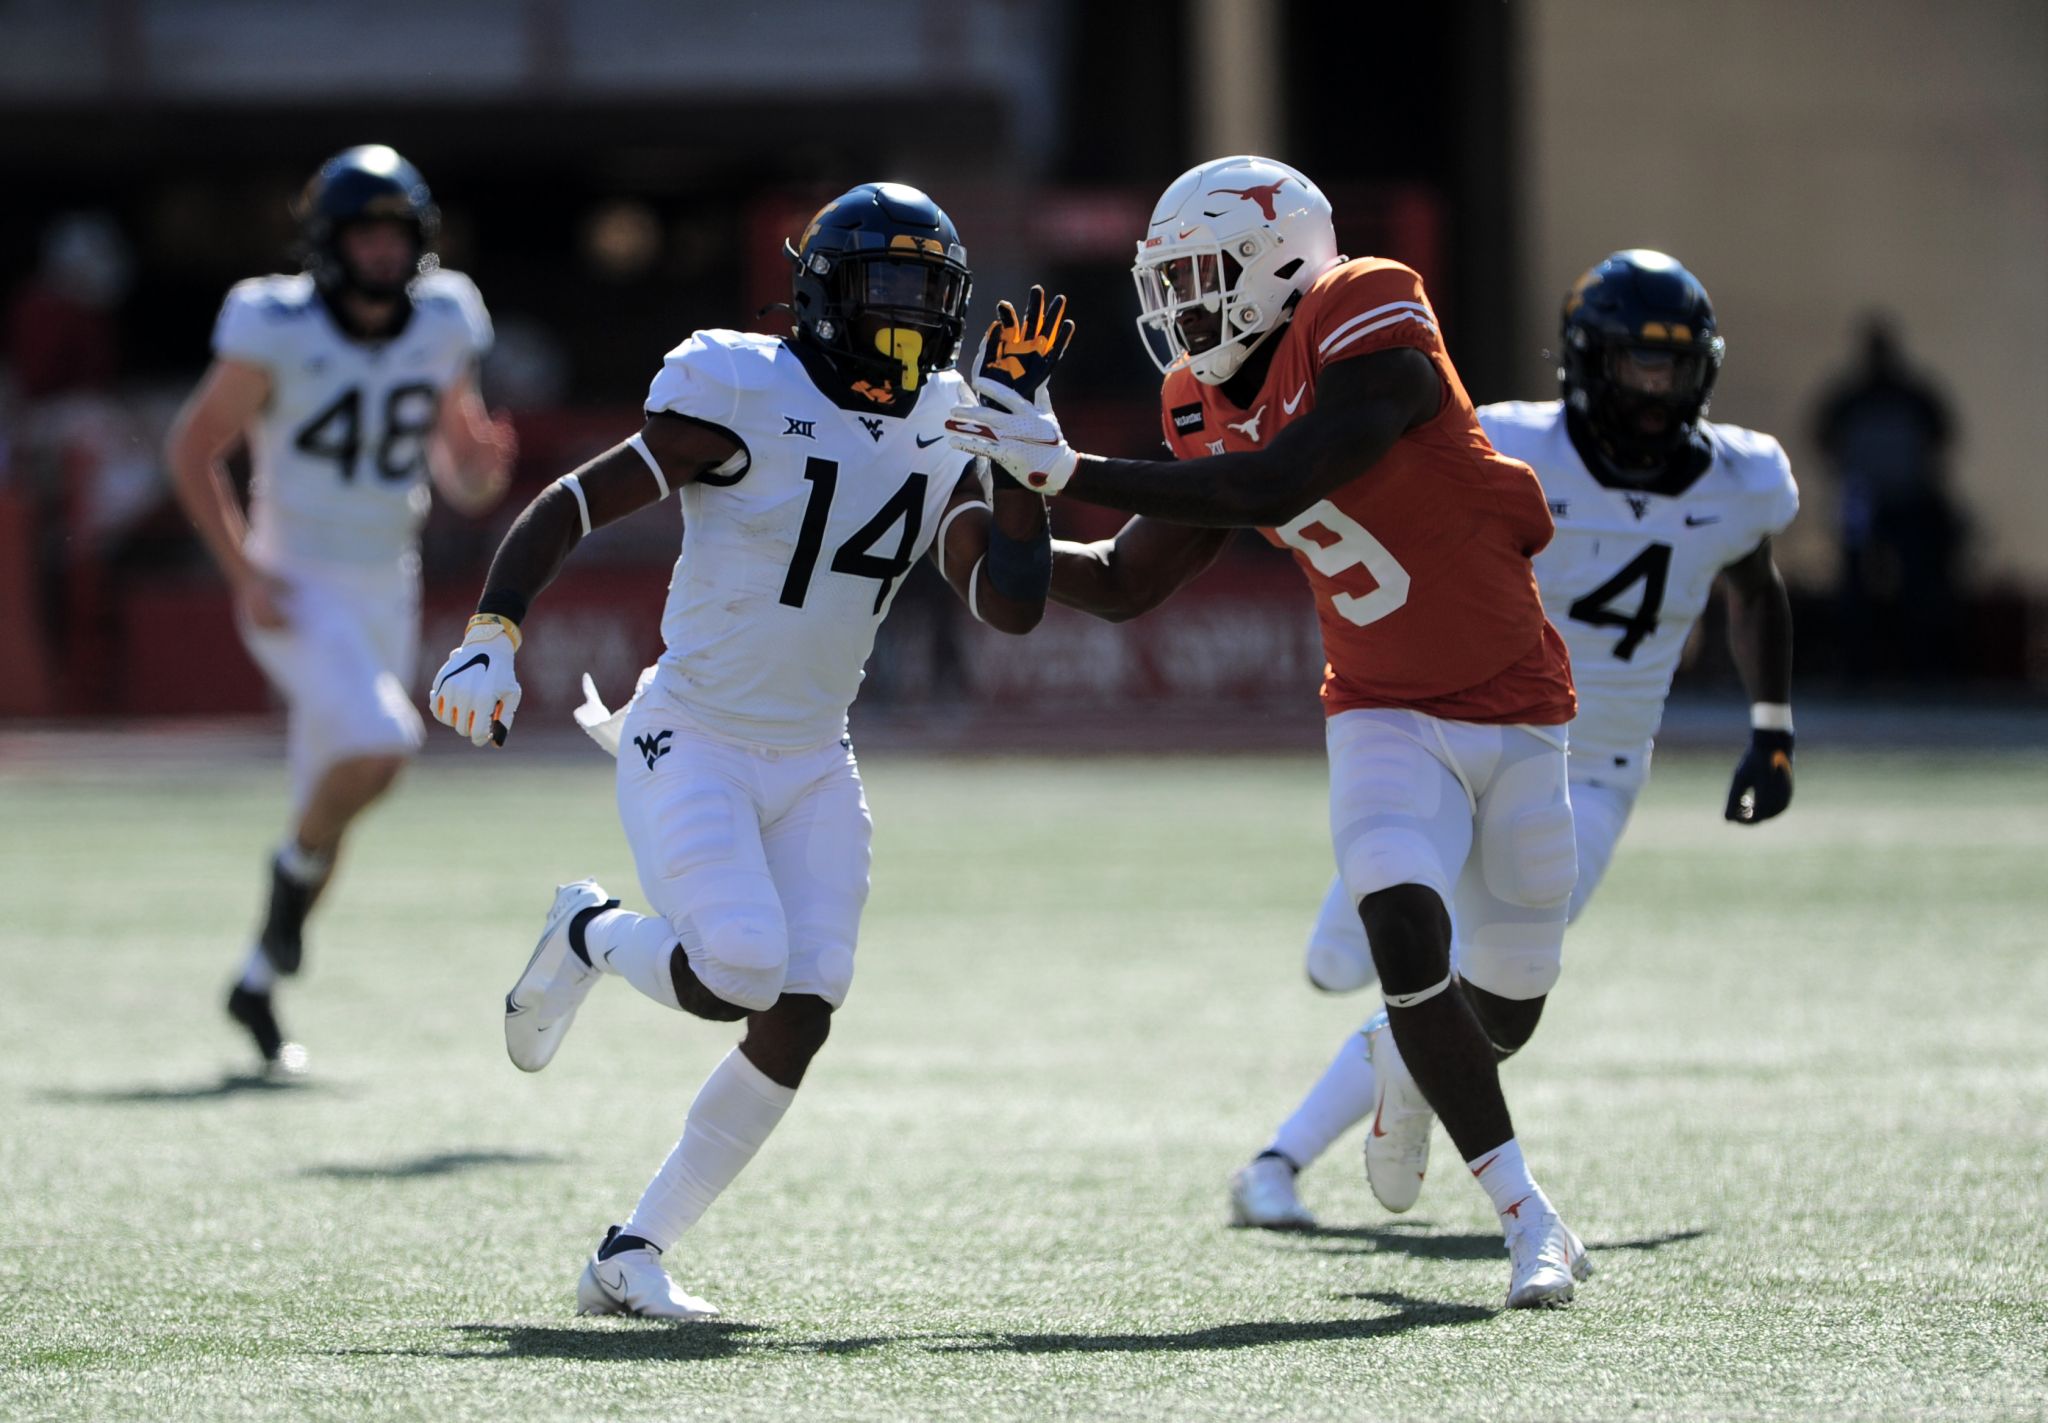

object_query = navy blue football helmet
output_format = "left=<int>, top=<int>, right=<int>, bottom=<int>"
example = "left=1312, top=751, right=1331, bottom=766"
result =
left=785, top=182, right=971, bottom=400
left=296, top=145, right=439, bottom=299
left=1560, top=249, right=1725, bottom=468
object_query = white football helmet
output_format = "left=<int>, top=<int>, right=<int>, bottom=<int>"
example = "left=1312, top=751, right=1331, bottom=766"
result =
left=1132, top=155, right=1341, bottom=385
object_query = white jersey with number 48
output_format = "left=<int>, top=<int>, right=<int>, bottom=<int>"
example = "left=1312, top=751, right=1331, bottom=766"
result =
left=211, top=270, right=493, bottom=572
left=642, top=330, right=967, bottom=750
left=1478, top=400, right=1799, bottom=755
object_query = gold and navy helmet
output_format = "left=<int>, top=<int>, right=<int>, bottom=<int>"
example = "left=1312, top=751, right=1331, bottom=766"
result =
left=786, top=182, right=971, bottom=399
left=1560, top=249, right=1725, bottom=468
left=295, top=144, right=438, bottom=300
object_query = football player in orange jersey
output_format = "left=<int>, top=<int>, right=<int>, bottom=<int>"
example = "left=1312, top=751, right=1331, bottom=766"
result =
left=947, top=156, right=1589, bottom=1308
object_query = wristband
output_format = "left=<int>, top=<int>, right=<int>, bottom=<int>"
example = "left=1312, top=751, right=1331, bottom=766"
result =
left=1750, top=702, right=1793, bottom=733
left=984, top=520, right=1051, bottom=603
left=466, top=612, right=523, bottom=651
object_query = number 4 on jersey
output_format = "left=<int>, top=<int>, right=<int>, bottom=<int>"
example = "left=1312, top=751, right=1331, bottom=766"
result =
left=1568, top=542, right=1671, bottom=660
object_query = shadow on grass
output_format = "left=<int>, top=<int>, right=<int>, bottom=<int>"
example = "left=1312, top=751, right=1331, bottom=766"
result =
left=334, top=1322, right=892, bottom=1363
left=1281, top=1221, right=1711, bottom=1261
left=337, top=1293, right=1488, bottom=1363
left=301, top=1150, right=565, bottom=1181
left=933, top=1291, right=1492, bottom=1353
left=36, top=1073, right=327, bottom=1105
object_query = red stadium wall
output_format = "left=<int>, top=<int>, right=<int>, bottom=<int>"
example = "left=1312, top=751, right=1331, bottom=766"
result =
left=106, top=558, right=1323, bottom=724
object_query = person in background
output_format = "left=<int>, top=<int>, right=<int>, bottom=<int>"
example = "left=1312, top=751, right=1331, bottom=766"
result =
left=1815, top=316, right=1962, bottom=684
left=163, top=146, right=516, bottom=1075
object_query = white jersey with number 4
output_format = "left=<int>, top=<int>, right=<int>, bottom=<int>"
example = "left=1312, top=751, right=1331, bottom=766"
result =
left=1478, top=400, right=1799, bottom=755
left=642, top=330, right=966, bottom=750
left=211, top=270, right=493, bottom=572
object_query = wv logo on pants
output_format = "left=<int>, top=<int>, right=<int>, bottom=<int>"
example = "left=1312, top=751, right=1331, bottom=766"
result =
left=633, top=730, right=674, bottom=769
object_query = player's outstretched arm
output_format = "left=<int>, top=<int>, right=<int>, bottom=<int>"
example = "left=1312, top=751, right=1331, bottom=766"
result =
left=164, top=358, right=290, bottom=629
left=1718, top=536, right=1796, bottom=823
left=1049, top=517, right=1231, bottom=623
left=931, top=461, right=1049, bottom=635
left=949, top=346, right=1440, bottom=528
left=428, top=412, right=742, bottom=746
left=428, top=370, right=519, bottom=516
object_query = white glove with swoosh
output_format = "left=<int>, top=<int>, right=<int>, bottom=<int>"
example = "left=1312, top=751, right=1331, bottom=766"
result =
left=429, top=614, right=523, bottom=747
left=945, top=402, right=1081, bottom=495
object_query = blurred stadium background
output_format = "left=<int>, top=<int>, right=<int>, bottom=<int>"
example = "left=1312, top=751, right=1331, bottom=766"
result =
left=6, top=8, right=2048, bottom=1419
left=3, top=0, right=2044, bottom=747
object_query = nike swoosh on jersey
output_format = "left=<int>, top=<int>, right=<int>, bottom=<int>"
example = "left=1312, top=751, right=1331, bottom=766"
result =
left=1684, top=514, right=1722, bottom=526
left=1283, top=383, right=1307, bottom=414
left=915, top=434, right=944, bottom=447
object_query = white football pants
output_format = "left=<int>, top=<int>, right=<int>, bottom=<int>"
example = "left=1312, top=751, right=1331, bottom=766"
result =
left=1308, top=729, right=1651, bottom=993
left=1322, top=708, right=1576, bottom=1002
left=239, top=559, right=423, bottom=814
left=614, top=697, right=872, bottom=1014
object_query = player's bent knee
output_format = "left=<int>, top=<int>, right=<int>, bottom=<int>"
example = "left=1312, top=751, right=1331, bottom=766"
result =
left=1303, top=878, right=1376, bottom=993
left=1306, top=934, right=1377, bottom=994
left=1358, top=883, right=1452, bottom=994
left=676, top=905, right=790, bottom=1015
left=669, top=955, right=753, bottom=1022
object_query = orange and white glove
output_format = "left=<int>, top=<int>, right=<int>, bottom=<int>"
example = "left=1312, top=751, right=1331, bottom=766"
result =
left=429, top=614, right=523, bottom=747
left=945, top=402, right=1080, bottom=495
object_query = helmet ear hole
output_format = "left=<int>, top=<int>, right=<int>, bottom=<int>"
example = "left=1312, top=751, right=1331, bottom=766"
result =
left=1273, top=258, right=1303, bottom=281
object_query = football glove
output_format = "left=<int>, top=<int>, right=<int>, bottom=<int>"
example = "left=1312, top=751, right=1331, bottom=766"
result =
left=1724, top=728, right=1794, bottom=824
left=971, top=285, right=1074, bottom=415
left=946, top=403, right=1081, bottom=495
left=429, top=614, right=522, bottom=747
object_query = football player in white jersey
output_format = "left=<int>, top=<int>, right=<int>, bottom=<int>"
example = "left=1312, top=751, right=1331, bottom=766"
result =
left=1228, top=250, right=1799, bottom=1230
left=426, top=183, right=1058, bottom=1319
left=166, top=145, right=516, bottom=1076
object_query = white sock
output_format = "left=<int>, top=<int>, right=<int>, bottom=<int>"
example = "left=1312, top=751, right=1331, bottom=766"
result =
left=1266, top=1029, right=1377, bottom=1170
left=1466, top=1136, right=1543, bottom=1220
left=583, top=909, right=682, bottom=1011
left=237, top=943, right=276, bottom=993
left=276, top=840, right=332, bottom=886
left=623, top=1048, right=797, bottom=1252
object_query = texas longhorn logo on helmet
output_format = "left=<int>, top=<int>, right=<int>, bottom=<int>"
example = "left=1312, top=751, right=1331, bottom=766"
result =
left=1208, top=180, right=1290, bottom=221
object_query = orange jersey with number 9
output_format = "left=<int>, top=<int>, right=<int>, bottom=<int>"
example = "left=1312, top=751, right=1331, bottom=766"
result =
left=1158, top=258, right=1575, bottom=725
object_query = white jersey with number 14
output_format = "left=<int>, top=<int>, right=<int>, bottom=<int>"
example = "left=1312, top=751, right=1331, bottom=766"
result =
left=641, top=329, right=967, bottom=750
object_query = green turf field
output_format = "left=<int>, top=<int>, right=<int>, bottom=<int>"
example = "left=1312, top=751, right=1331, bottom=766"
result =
left=3, top=746, right=2045, bottom=1422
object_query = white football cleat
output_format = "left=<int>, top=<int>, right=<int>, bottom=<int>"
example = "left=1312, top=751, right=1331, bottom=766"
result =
left=576, top=1228, right=719, bottom=1321
left=1228, top=1155, right=1317, bottom=1230
left=1362, top=1007, right=1434, bottom=1213
left=504, top=880, right=615, bottom=1073
left=1502, top=1192, right=1587, bottom=1308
